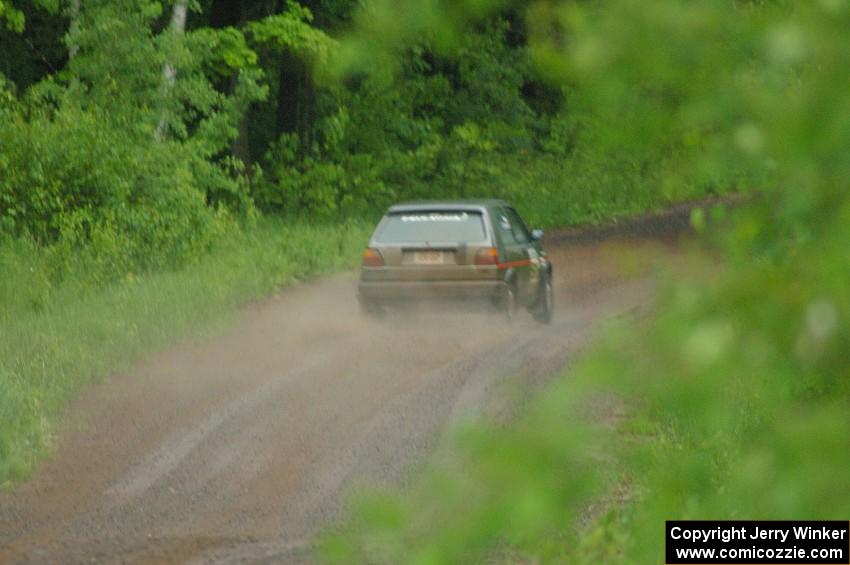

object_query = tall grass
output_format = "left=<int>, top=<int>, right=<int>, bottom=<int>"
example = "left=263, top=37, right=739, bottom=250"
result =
left=0, top=219, right=370, bottom=484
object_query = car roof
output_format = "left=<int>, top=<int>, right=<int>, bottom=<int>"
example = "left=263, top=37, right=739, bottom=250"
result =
left=386, top=199, right=509, bottom=213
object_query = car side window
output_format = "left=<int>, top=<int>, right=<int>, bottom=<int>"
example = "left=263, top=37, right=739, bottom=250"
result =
left=497, top=210, right=518, bottom=245
left=505, top=208, right=531, bottom=244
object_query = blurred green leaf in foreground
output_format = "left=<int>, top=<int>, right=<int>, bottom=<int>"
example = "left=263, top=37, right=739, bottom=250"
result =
left=321, top=0, right=850, bottom=563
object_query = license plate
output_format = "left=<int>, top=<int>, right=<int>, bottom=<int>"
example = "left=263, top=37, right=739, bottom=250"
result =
left=414, top=251, right=445, bottom=265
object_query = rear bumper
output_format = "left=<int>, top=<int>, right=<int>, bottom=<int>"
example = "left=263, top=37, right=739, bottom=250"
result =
left=358, top=279, right=507, bottom=303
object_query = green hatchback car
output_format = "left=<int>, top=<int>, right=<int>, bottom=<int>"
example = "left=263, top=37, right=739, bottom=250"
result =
left=358, top=199, right=554, bottom=323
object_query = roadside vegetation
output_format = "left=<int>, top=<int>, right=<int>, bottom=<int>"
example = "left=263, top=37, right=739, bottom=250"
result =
left=318, top=1, right=850, bottom=563
left=0, top=0, right=729, bottom=484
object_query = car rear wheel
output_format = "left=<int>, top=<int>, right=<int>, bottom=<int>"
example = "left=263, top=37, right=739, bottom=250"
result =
left=531, top=274, right=554, bottom=324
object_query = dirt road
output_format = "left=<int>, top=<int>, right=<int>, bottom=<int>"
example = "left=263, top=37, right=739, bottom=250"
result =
left=0, top=219, right=684, bottom=564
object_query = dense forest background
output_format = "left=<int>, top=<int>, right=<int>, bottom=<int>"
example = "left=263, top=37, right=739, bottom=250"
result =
left=0, top=0, right=725, bottom=285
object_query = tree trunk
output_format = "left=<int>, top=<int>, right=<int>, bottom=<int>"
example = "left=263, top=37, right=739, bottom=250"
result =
left=276, top=50, right=314, bottom=155
left=209, top=0, right=251, bottom=161
left=155, top=0, right=188, bottom=140
left=68, top=0, right=81, bottom=60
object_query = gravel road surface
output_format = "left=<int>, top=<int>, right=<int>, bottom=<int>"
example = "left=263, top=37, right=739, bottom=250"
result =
left=0, top=219, right=683, bottom=564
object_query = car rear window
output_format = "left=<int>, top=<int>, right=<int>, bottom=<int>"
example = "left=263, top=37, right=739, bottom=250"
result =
left=374, top=211, right=487, bottom=244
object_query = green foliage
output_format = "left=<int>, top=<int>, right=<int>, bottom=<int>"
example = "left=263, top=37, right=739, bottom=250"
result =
left=0, top=0, right=267, bottom=281
left=249, top=1, right=337, bottom=63
left=0, top=100, right=230, bottom=278
left=188, top=27, right=258, bottom=79
left=256, top=20, right=580, bottom=222
left=321, top=0, right=850, bottom=563
left=249, top=11, right=713, bottom=228
left=0, top=0, right=67, bottom=89
left=0, top=0, right=24, bottom=32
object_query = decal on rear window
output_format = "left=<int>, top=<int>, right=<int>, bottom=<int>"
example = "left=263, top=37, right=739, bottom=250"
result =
left=400, top=212, right=469, bottom=222
left=375, top=211, right=487, bottom=243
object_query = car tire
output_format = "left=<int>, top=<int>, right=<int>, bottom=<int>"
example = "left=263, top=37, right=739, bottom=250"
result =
left=531, top=274, right=554, bottom=324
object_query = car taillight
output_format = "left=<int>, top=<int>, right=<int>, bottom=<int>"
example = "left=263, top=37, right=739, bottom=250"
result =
left=474, top=247, right=499, bottom=266
left=362, top=248, right=385, bottom=267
